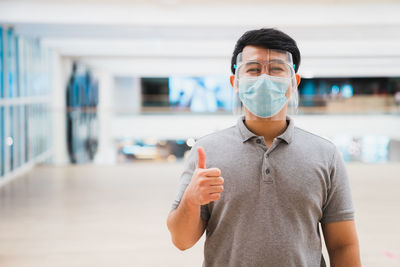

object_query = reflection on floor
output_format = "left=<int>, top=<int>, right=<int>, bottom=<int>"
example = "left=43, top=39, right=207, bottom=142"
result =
left=0, top=163, right=399, bottom=267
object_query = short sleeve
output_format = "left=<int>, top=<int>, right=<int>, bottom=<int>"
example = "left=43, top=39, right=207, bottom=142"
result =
left=320, top=147, right=355, bottom=224
left=170, top=144, right=210, bottom=221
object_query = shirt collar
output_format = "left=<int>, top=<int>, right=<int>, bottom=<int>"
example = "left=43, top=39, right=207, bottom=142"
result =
left=237, top=115, right=294, bottom=144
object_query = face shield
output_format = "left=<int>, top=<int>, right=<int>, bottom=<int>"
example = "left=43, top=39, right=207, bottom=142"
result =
left=232, top=49, right=299, bottom=120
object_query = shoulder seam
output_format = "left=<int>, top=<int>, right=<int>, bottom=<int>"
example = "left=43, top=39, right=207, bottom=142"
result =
left=294, top=126, right=335, bottom=146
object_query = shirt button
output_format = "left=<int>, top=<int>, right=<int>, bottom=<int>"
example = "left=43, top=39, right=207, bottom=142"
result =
left=265, top=168, right=270, bottom=175
left=256, top=139, right=261, bottom=144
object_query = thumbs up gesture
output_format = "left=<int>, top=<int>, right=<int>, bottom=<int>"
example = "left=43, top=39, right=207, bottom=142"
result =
left=184, top=146, right=224, bottom=206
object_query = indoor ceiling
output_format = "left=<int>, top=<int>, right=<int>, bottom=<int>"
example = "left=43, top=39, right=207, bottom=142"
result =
left=3, top=0, right=400, bottom=4
left=1, top=0, right=400, bottom=77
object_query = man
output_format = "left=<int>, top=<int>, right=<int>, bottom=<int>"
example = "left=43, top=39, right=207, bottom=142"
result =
left=167, top=28, right=361, bottom=267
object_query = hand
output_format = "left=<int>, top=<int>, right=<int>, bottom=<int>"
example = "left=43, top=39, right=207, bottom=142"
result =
left=183, top=146, right=224, bottom=206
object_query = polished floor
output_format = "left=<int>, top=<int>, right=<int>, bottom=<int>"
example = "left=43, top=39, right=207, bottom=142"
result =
left=0, top=163, right=399, bottom=267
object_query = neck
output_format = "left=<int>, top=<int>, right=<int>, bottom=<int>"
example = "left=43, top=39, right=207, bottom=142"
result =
left=243, top=109, right=288, bottom=143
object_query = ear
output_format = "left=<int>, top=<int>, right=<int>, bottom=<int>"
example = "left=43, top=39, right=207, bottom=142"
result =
left=230, top=75, right=235, bottom=87
left=295, top=74, right=301, bottom=86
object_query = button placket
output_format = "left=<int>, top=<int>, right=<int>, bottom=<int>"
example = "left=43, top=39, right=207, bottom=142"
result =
left=262, top=153, right=273, bottom=184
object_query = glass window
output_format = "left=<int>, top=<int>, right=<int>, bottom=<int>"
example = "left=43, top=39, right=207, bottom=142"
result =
left=24, top=104, right=29, bottom=162
left=9, top=106, right=14, bottom=171
left=297, top=77, right=400, bottom=114
left=7, top=29, right=17, bottom=98
left=0, top=27, right=3, bottom=177
left=16, top=36, right=21, bottom=98
left=0, top=26, right=3, bottom=98
left=0, top=27, right=53, bottom=179
left=0, top=107, right=4, bottom=177
left=15, top=105, right=21, bottom=168
left=141, top=76, right=233, bottom=113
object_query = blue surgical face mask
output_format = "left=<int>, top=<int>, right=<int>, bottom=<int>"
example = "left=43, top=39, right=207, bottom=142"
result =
left=238, top=74, right=289, bottom=118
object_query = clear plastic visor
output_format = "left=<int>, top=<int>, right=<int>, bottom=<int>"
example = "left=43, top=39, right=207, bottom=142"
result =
left=232, top=49, right=299, bottom=121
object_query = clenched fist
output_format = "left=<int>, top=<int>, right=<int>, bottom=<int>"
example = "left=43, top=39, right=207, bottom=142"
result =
left=183, top=146, right=224, bottom=206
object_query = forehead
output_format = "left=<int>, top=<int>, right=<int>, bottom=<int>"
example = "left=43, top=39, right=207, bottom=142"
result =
left=241, top=45, right=288, bottom=62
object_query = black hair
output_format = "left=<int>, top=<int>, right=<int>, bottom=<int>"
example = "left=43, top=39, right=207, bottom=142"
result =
left=231, top=28, right=301, bottom=74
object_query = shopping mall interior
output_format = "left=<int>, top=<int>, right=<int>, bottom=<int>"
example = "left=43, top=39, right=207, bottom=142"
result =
left=0, top=0, right=400, bottom=266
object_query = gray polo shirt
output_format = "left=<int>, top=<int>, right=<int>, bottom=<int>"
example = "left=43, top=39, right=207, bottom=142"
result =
left=171, top=116, right=354, bottom=267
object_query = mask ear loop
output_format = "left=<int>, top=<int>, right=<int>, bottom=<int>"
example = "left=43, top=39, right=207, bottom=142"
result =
left=233, top=64, right=239, bottom=93
left=233, top=52, right=243, bottom=93
left=287, top=63, right=299, bottom=115
left=232, top=62, right=245, bottom=116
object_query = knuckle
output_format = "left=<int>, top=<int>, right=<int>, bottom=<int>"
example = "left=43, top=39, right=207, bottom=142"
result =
left=198, top=178, right=206, bottom=186
left=206, top=168, right=220, bottom=176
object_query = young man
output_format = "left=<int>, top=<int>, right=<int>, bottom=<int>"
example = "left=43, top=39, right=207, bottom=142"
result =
left=167, top=28, right=361, bottom=267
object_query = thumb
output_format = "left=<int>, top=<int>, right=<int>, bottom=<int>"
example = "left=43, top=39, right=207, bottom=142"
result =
left=196, top=146, right=206, bottom=169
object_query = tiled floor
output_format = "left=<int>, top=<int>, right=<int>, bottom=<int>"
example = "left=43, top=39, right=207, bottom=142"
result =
left=0, top=163, right=399, bottom=267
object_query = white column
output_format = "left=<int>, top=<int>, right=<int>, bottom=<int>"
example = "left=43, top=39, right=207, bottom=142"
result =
left=94, top=69, right=116, bottom=164
left=50, top=53, right=70, bottom=165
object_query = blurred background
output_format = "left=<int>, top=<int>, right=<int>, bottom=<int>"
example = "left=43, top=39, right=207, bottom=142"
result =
left=0, top=0, right=400, bottom=266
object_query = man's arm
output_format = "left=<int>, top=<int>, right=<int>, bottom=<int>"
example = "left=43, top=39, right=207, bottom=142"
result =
left=167, top=146, right=224, bottom=251
left=322, top=220, right=361, bottom=267
left=167, top=194, right=207, bottom=251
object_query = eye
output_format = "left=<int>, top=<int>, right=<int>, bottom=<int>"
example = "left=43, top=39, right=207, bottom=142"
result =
left=270, top=67, right=284, bottom=72
left=268, top=63, right=288, bottom=76
left=244, top=62, right=262, bottom=75
left=247, top=67, right=261, bottom=73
